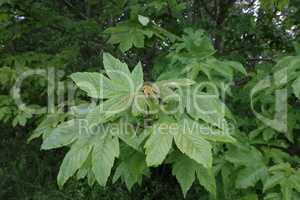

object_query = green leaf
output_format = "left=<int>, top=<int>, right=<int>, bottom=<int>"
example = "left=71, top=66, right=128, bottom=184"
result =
left=131, top=93, right=148, bottom=116
left=174, top=127, right=212, bottom=168
left=92, top=135, right=119, bottom=186
left=225, top=61, right=247, bottom=75
left=196, top=165, right=216, bottom=196
left=28, top=113, right=66, bottom=143
left=87, top=94, right=132, bottom=125
left=117, top=123, right=150, bottom=151
left=87, top=170, right=96, bottom=187
left=181, top=117, right=235, bottom=143
left=269, top=163, right=292, bottom=172
left=184, top=90, right=227, bottom=129
left=240, top=193, right=258, bottom=200
left=198, top=126, right=236, bottom=143
left=79, top=53, right=145, bottom=125
left=113, top=146, right=149, bottom=190
left=280, top=180, right=292, bottom=200
left=144, top=128, right=173, bottom=166
left=131, top=62, right=144, bottom=89
left=105, top=22, right=153, bottom=52
left=172, top=154, right=196, bottom=197
left=103, top=53, right=132, bottom=87
left=70, top=72, right=110, bottom=98
left=263, top=172, right=285, bottom=191
left=235, top=166, right=268, bottom=189
left=289, top=172, right=300, bottom=192
left=171, top=153, right=216, bottom=197
left=70, top=53, right=139, bottom=99
left=57, top=140, right=93, bottom=188
left=76, top=154, right=92, bottom=180
left=292, top=77, right=300, bottom=99
left=206, top=58, right=234, bottom=80
left=225, top=146, right=264, bottom=166
left=156, top=78, right=195, bottom=88
left=144, top=117, right=176, bottom=166
left=41, top=120, right=81, bottom=150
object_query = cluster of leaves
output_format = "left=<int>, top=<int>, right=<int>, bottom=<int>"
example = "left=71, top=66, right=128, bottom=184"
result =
left=36, top=50, right=238, bottom=197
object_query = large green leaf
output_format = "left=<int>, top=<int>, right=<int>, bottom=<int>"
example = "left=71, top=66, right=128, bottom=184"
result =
left=103, top=52, right=131, bottom=85
left=289, top=171, right=300, bottom=192
left=280, top=180, right=292, bottom=200
left=196, top=163, right=216, bottom=196
left=71, top=52, right=143, bottom=100
left=41, top=119, right=82, bottom=150
left=113, top=146, right=149, bottom=190
left=144, top=116, right=175, bottom=166
left=263, top=172, right=285, bottom=191
left=70, top=72, right=110, bottom=99
left=144, top=129, right=173, bottom=166
left=105, top=22, right=153, bottom=52
left=172, top=154, right=196, bottom=197
left=171, top=153, right=216, bottom=197
left=131, top=62, right=144, bottom=89
left=183, top=89, right=227, bottom=129
left=225, top=60, right=247, bottom=75
left=86, top=94, right=132, bottom=125
left=57, top=140, right=93, bottom=188
left=92, top=135, right=119, bottom=186
left=225, top=145, right=265, bottom=166
left=28, top=113, right=66, bottom=142
left=235, top=166, right=268, bottom=189
left=174, top=127, right=212, bottom=168
left=74, top=53, right=145, bottom=125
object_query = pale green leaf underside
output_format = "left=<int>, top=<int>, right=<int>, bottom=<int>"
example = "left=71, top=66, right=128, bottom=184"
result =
left=57, top=141, right=92, bottom=188
left=92, top=135, right=119, bottom=186
left=174, top=132, right=212, bottom=168
left=144, top=132, right=173, bottom=166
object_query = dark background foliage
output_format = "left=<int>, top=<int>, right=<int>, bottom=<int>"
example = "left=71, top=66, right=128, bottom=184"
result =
left=0, top=0, right=299, bottom=199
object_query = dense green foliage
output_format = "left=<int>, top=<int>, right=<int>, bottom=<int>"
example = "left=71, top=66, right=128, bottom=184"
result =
left=1, top=0, right=300, bottom=199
